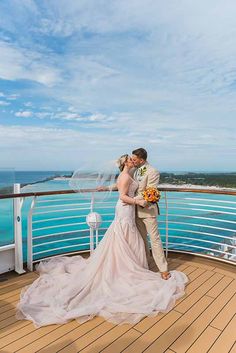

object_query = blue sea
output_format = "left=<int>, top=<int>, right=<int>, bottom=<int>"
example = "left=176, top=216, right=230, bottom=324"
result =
left=0, top=171, right=235, bottom=263
left=0, top=170, right=71, bottom=189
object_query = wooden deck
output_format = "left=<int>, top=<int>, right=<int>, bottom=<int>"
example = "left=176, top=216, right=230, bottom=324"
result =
left=0, top=253, right=236, bottom=353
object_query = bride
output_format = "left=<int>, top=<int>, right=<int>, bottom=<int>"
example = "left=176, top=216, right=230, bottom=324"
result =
left=16, top=155, right=188, bottom=328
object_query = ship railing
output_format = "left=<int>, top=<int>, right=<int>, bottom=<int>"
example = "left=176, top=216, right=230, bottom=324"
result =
left=0, top=185, right=235, bottom=273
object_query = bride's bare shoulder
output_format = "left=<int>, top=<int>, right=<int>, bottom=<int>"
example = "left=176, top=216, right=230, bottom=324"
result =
left=117, top=172, right=131, bottom=185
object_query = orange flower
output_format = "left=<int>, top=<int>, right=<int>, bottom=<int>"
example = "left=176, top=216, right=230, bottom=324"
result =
left=142, top=187, right=161, bottom=203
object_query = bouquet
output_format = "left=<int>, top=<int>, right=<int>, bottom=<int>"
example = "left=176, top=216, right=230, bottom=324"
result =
left=142, top=187, right=161, bottom=203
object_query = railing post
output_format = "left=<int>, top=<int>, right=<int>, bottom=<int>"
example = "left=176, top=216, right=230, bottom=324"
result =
left=164, top=191, right=169, bottom=258
left=13, top=184, right=25, bottom=274
left=232, top=238, right=236, bottom=255
left=27, top=197, right=36, bottom=271
left=89, top=193, right=95, bottom=253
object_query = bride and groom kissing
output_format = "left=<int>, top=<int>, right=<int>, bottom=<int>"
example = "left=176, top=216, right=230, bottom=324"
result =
left=16, top=148, right=188, bottom=327
left=98, top=147, right=171, bottom=280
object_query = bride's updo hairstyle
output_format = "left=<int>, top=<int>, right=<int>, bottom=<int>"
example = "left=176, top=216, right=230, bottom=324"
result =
left=116, top=154, right=129, bottom=172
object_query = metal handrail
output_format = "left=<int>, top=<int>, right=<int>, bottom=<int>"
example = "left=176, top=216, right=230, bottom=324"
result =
left=1, top=185, right=235, bottom=273
left=162, top=214, right=236, bottom=224
left=159, top=231, right=236, bottom=248
left=162, top=242, right=233, bottom=257
left=32, top=213, right=115, bottom=224
left=164, top=201, right=236, bottom=210
left=158, top=221, right=235, bottom=236
left=0, top=186, right=236, bottom=199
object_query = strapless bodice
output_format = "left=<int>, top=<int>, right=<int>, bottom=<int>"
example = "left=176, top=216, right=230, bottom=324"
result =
left=115, top=178, right=138, bottom=223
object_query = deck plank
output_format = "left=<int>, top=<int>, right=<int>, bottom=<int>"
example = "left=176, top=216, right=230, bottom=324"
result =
left=208, top=315, right=236, bottom=353
left=174, top=260, right=215, bottom=271
left=170, top=280, right=236, bottom=353
left=212, top=267, right=236, bottom=279
left=0, top=281, right=36, bottom=301
left=174, top=272, right=223, bottom=314
left=174, top=270, right=216, bottom=308
left=4, top=317, right=104, bottom=352
left=132, top=264, right=191, bottom=334
left=80, top=324, right=135, bottom=353
left=46, top=320, right=116, bottom=353
left=186, top=268, right=205, bottom=281
left=0, top=294, right=21, bottom=308
left=206, top=276, right=233, bottom=298
left=1, top=324, right=59, bottom=352
left=185, top=325, right=221, bottom=353
left=0, top=322, right=39, bottom=349
left=0, top=272, right=37, bottom=289
left=0, top=275, right=38, bottom=295
left=100, top=328, right=141, bottom=353
left=210, top=294, right=236, bottom=330
left=230, top=342, right=236, bottom=353
left=180, top=266, right=198, bottom=276
left=0, top=300, right=18, bottom=315
left=122, top=310, right=183, bottom=353
left=0, top=254, right=235, bottom=353
left=136, top=296, right=213, bottom=353
left=0, top=315, right=23, bottom=330
left=0, top=308, right=16, bottom=321
left=16, top=320, right=82, bottom=353
left=0, top=321, right=31, bottom=340
left=133, top=312, right=165, bottom=334
left=35, top=318, right=105, bottom=353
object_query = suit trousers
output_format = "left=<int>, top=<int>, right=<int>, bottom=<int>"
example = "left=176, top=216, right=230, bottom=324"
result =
left=135, top=216, right=168, bottom=272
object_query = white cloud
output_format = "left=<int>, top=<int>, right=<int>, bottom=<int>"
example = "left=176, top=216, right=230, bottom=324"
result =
left=15, top=110, right=33, bottom=118
left=68, top=106, right=76, bottom=112
left=0, top=100, right=10, bottom=106
left=7, top=94, right=20, bottom=100
left=28, top=109, right=115, bottom=123
left=24, top=102, right=33, bottom=107
left=0, top=124, right=128, bottom=170
left=34, top=112, right=52, bottom=119
left=54, top=111, right=113, bottom=123
left=0, top=122, right=234, bottom=171
left=0, top=92, right=19, bottom=102
left=0, top=1, right=236, bottom=170
left=0, top=40, right=62, bottom=87
left=2, top=1, right=236, bottom=111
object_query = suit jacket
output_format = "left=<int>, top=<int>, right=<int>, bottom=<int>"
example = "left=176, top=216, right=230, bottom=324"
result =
left=133, top=162, right=160, bottom=218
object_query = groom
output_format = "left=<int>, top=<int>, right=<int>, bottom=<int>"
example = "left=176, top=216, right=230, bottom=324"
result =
left=131, top=148, right=171, bottom=280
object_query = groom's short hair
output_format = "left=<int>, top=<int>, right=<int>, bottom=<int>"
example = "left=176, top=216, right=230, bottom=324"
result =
left=132, top=148, right=147, bottom=160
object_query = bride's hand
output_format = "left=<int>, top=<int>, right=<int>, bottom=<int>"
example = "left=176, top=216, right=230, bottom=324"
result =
left=96, top=186, right=108, bottom=191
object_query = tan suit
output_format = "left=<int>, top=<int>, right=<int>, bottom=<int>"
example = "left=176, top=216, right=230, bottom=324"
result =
left=133, top=162, right=168, bottom=272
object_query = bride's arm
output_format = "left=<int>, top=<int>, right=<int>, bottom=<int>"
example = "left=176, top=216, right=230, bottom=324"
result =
left=118, top=175, right=146, bottom=206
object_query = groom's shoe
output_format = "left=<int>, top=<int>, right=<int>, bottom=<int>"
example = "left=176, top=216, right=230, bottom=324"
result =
left=160, top=271, right=171, bottom=280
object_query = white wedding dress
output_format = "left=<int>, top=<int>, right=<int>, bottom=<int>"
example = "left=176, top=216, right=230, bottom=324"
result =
left=16, top=179, right=188, bottom=328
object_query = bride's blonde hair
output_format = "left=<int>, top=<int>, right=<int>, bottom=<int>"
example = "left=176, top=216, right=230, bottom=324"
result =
left=115, top=154, right=129, bottom=172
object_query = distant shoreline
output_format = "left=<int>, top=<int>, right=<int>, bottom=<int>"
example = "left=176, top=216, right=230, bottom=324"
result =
left=0, top=173, right=73, bottom=194
left=0, top=171, right=236, bottom=194
left=21, top=173, right=73, bottom=187
left=55, top=178, right=236, bottom=190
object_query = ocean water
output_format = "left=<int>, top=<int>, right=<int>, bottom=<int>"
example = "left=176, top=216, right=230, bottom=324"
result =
left=0, top=170, right=72, bottom=247
left=0, top=171, right=235, bottom=262
left=0, top=170, right=71, bottom=189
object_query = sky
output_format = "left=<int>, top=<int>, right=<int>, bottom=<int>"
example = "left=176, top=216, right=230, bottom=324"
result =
left=0, top=0, right=236, bottom=172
